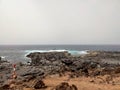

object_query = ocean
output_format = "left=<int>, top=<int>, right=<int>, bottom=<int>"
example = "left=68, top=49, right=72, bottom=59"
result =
left=0, top=45, right=120, bottom=63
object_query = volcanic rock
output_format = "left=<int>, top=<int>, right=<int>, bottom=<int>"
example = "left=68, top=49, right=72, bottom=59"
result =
left=53, top=82, right=78, bottom=90
left=26, top=51, right=71, bottom=65
left=26, top=51, right=120, bottom=77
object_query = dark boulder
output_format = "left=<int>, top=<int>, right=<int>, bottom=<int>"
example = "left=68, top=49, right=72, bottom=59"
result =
left=0, top=84, right=10, bottom=90
left=33, top=80, right=46, bottom=89
left=61, top=59, right=73, bottom=66
left=53, top=82, right=78, bottom=90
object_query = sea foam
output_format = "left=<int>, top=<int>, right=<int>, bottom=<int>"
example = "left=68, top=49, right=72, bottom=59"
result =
left=25, top=49, right=89, bottom=56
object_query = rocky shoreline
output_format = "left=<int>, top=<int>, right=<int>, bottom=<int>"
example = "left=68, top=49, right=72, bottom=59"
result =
left=0, top=51, right=120, bottom=90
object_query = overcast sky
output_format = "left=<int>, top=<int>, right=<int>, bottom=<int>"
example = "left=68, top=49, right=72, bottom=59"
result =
left=0, top=0, right=120, bottom=45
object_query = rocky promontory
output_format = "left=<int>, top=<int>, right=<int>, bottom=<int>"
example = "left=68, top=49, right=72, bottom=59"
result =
left=26, top=51, right=120, bottom=77
left=1, top=51, right=120, bottom=90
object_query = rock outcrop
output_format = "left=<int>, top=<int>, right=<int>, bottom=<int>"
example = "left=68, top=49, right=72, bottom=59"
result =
left=0, top=51, right=120, bottom=89
left=52, top=82, right=78, bottom=90
left=26, top=51, right=71, bottom=65
left=26, top=51, right=120, bottom=77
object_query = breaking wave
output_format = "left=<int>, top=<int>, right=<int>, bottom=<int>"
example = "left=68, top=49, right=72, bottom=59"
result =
left=25, top=49, right=89, bottom=56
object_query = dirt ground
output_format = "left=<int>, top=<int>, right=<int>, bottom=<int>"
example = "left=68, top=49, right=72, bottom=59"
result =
left=43, top=75, right=120, bottom=90
left=11, top=74, right=120, bottom=90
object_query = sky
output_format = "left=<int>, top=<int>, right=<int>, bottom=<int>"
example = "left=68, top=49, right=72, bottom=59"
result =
left=0, top=0, right=120, bottom=45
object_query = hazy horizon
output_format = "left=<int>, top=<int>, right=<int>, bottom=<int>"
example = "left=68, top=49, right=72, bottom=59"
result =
left=1, top=43, right=120, bottom=46
left=0, top=0, right=120, bottom=45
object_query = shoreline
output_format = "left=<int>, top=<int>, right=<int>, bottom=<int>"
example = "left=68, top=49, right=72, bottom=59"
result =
left=0, top=50, right=120, bottom=90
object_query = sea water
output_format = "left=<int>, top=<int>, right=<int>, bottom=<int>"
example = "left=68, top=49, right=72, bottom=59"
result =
left=0, top=45, right=120, bottom=63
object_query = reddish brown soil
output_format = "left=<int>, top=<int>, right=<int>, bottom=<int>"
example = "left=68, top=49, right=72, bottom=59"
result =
left=6, top=74, right=120, bottom=90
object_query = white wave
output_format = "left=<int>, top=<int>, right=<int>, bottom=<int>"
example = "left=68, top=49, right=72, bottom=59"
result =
left=0, top=56, right=8, bottom=61
left=78, top=50, right=89, bottom=55
left=25, top=49, right=68, bottom=56
left=1, top=56, right=6, bottom=59
left=24, top=49, right=89, bottom=57
left=68, top=50, right=89, bottom=55
left=48, top=50, right=67, bottom=52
